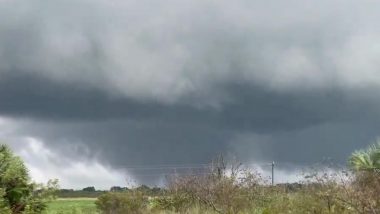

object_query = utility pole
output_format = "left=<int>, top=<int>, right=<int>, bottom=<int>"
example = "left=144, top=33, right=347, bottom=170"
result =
left=174, top=167, right=178, bottom=193
left=271, top=161, right=275, bottom=186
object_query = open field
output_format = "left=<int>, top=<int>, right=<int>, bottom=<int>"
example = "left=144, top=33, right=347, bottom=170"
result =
left=44, top=198, right=98, bottom=214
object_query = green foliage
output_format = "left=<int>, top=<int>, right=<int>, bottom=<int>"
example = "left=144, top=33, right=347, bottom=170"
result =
left=96, top=191, right=147, bottom=214
left=81, top=187, right=95, bottom=192
left=0, top=144, right=59, bottom=213
left=0, top=145, right=30, bottom=212
left=349, top=140, right=380, bottom=171
left=0, top=188, right=12, bottom=214
left=149, top=194, right=193, bottom=212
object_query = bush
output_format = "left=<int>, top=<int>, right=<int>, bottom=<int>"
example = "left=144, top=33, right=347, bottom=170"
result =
left=96, top=191, right=147, bottom=214
left=98, top=152, right=380, bottom=214
left=342, top=171, right=380, bottom=213
left=149, top=194, right=194, bottom=212
left=165, top=158, right=267, bottom=214
left=0, top=144, right=58, bottom=214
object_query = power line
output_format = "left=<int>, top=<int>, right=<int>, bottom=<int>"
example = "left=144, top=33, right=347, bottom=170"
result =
left=115, top=163, right=211, bottom=170
left=128, top=172, right=213, bottom=177
left=122, top=165, right=211, bottom=170
left=116, top=163, right=277, bottom=170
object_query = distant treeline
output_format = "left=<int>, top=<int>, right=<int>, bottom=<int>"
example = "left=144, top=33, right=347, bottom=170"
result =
left=57, top=185, right=165, bottom=198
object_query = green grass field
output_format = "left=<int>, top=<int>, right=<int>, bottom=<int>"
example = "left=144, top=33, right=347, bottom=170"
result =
left=44, top=198, right=98, bottom=214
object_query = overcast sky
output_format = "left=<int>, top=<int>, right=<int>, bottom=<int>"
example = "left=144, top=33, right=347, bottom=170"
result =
left=1, top=0, right=380, bottom=189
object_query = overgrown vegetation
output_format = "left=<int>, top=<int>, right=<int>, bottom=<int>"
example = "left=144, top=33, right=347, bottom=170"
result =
left=96, top=142, right=380, bottom=214
left=2, top=141, right=380, bottom=214
left=0, top=144, right=59, bottom=214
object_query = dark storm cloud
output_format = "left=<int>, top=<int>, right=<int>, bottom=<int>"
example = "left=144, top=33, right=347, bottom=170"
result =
left=2, top=71, right=379, bottom=168
left=1, top=71, right=375, bottom=132
left=1, top=0, right=380, bottom=184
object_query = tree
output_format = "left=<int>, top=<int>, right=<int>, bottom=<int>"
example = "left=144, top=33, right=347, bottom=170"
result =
left=82, top=186, right=96, bottom=192
left=110, top=186, right=124, bottom=192
left=349, top=141, right=380, bottom=171
left=0, top=144, right=58, bottom=213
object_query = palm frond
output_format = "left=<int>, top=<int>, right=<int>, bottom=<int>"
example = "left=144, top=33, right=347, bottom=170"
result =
left=349, top=141, right=380, bottom=171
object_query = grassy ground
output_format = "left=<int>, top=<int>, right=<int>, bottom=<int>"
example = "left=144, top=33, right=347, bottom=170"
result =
left=44, top=198, right=98, bottom=214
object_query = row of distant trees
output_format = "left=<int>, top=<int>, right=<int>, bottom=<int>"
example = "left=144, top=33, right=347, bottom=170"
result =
left=61, top=185, right=162, bottom=193
left=57, top=185, right=164, bottom=198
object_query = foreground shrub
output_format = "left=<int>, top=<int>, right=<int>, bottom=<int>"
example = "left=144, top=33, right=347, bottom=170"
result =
left=96, top=191, right=147, bottom=214
left=266, top=169, right=380, bottom=214
left=349, top=141, right=380, bottom=171
left=342, top=171, right=380, bottom=213
left=95, top=149, right=380, bottom=214
left=0, top=144, right=58, bottom=214
left=149, top=194, right=194, bottom=212
left=149, top=164, right=380, bottom=214
left=162, top=157, right=268, bottom=214
left=347, top=141, right=380, bottom=213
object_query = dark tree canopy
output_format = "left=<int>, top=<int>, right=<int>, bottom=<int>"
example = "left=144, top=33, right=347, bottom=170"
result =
left=82, top=186, right=96, bottom=192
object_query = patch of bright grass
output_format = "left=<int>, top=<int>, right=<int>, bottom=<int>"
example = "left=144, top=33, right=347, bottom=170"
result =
left=44, top=198, right=98, bottom=214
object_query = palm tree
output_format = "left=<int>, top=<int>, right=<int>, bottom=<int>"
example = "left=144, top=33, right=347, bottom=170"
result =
left=349, top=141, right=380, bottom=171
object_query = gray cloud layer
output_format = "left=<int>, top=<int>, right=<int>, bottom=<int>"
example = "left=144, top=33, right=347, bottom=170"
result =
left=1, top=0, right=380, bottom=185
